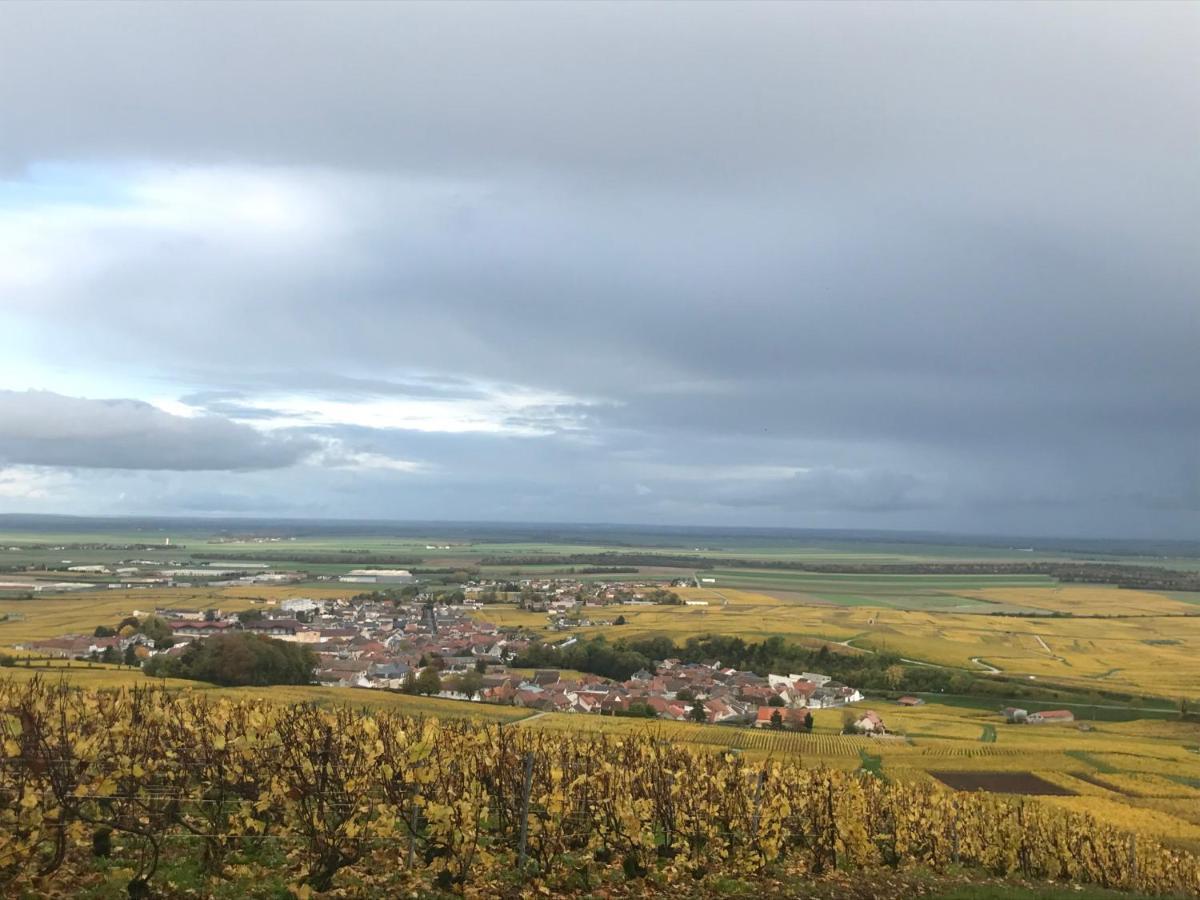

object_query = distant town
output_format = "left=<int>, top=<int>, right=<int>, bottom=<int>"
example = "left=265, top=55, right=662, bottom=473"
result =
left=12, top=563, right=894, bottom=731
left=6, top=555, right=1084, bottom=732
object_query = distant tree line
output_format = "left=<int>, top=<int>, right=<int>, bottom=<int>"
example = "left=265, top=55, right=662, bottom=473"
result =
left=515, top=634, right=988, bottom=696
left=0, top=542, right=179, bottom=551
left=478, top=553, right=712, bottom=569
left=191, top=552, right=425, bottom=565
left=477, top=554, right=1200, bottom=593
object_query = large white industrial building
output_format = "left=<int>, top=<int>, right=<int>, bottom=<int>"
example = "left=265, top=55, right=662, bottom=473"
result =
left=338, top=568, right=415, bottom=585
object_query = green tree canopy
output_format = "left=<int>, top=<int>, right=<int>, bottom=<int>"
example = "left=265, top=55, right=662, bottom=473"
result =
left=144, top=633, right=315, bottom=687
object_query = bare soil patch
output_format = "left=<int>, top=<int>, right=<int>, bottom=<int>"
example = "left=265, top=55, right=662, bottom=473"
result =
left=930, top=771, right=1076, bottom=795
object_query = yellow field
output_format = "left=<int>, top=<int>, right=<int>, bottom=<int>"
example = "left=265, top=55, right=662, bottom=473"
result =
left=473, top=606, right=553, bottom=629
left=0, top=588, right=267, bottom=646
left=964, top=586, right=1200, bottom=616
left=17, top=582, right=1194, bottom=698
left=0, top=661, right=206, bottom=691
left=0, top=584, right=376, bottom=648
left=519, top=699, right=1200, bottom=851
left=0, top=663, right=532, bottom=722
left=7, top=657, right=1200, bottom=850
left=478, top=584, right=1200, bottom=697
left=1040, top=796, right=1200, bottom=846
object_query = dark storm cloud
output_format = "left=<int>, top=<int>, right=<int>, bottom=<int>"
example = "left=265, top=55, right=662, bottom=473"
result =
left=0, top=391, right=317, bottom=471
left=0, top=2, right=1196, bottom=534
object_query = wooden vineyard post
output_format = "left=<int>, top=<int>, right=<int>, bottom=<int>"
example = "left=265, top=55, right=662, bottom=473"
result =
left=1129, top=833, right=1138, bottom=891
left=827, top=777, right=838, bottom=872
left=750, top=768, right=767, bottom=848
left=950, top=800, right=960, bottom=866
left=1016, top=801, right=1028, bottom=877
left=517, top=751, right=534, bottom=871
left=407, top=785, right=419, bottom=869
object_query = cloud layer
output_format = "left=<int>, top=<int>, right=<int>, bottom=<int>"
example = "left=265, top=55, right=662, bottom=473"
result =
left=0, top=3, right=1196, bottom=536
left=0, top=391, right=315, bottom=471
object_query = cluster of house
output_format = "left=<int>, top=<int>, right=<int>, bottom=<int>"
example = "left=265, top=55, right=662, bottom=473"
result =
left=20, top=595, right=523, bottom=685
left=154, top=597, right=522, bottom=688
left=19, top=593, right=877, bottom=732
left=465, top=577, right=697, bottom=631
left=1002, top=707, right=1075, bottom=724
left=478, top=660, right=865, bottom=728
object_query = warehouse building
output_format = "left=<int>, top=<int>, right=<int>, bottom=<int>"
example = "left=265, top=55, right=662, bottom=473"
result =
left=338, top=568, right=415, bottom=585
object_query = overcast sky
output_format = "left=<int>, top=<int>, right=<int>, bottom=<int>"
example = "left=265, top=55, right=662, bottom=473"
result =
left=0, top=2, right=1196, bottom=538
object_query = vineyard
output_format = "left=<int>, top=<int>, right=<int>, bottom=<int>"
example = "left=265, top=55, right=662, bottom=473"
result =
left=3, top=679, right=1200, bottom=897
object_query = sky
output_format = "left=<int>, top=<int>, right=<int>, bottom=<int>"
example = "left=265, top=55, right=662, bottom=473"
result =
left=0, top=2, right=1197, bottom=538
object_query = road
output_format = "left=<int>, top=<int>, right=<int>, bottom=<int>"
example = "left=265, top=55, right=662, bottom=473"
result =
left=836, top=637, right=942, bottom=668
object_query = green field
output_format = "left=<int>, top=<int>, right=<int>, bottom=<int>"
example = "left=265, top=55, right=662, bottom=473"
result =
left=5, top=519, right=1200, bottom=579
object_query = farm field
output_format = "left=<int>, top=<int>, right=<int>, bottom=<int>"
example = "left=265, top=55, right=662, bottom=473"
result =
left=6, top=679, right=1200, bottom=898
left=0, top=585, right=367, bottom=646
left=7, top=579, right=1199, bottom=701
left=0, top=663, right=534, bottom=722
left=9, top=658, right=1199, bottom=852
left=4, top=664, right=1200, bottom=852
left=520, top=699, right=1200, bottom=852
left=3, top=521, right=1200, bottom=861
left=521, top=585, right=1200, bottom=698
left=7, top=518, right=1200, bottom=575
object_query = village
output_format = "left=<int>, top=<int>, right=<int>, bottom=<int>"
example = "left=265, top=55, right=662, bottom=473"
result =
left=15, top=575, right=902, bottom=732
left=8, top=567, right=1086, bottom=732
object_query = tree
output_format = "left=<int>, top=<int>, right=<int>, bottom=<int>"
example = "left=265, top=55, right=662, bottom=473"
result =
left=157, top=633, right=316, bottom=686
left=238, top=609, right=265, bottom=624
left=677, top=688, right=696, bottom=702
left=415, top=668, right=442, bottom=696
left=143, top=654, right=182, bottom=678
left=457, top=670, right=484, bottom=699
left=614, top=615, right=626, bottom=625
left=623, top=702, right=657, bottom=719
left=884, top=664, right=906, bottom=690
left=803, top=710, right=814, bottom=733
left=123, top=645, right=139, bottom=667
left=768, top=694, right=785, bottom=707
left=400, top=669, right=418, bottom=695
left=948, top=673, right=975, bottom=695
left=770, top=709, right=783, bottom=730
left=841, top=710, right=859, bottom=735
left=474, top=658, right=488, bottom=674
left=93, top=625, right=116, bottom=638
left=138, top=615, right=174, bottom=646
left=100, top=646, right=119, bottom=665
left=689, top=700, right=708, bottom=723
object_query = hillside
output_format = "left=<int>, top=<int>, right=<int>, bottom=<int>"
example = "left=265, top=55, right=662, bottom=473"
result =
left=2, top=678, right=1198, bottom=898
